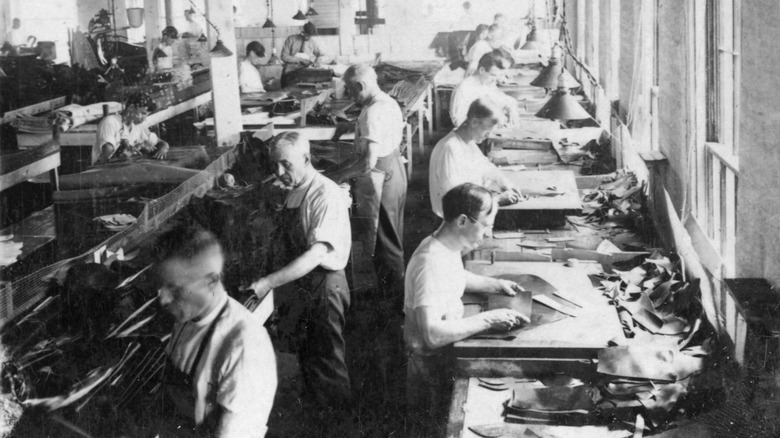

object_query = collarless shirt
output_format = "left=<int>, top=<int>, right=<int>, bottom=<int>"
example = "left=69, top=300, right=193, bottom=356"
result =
left=239, top=59, right=265, bottom=93
left=285, top=171, right=352, bottom=271
left=449, top=75, right=516, bottom=126
left=404, top=235, right=466, bottom=355
left=92, top=114, right=159, bottom=164
left=356, top=92, right=404, bottom=158
left=428, top=130, right=505, bottom=218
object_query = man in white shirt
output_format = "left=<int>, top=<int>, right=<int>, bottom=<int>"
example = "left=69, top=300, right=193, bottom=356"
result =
left=239, top=41, right=266, bottom=94
left=92, top=92, right=169, bottom=164
left=431, top=98, right=520, bottom=218
left=181, top=9, right=204, bottom=38
left=330, top=64, right=407, bottom=305
left=156, top=226, right=277, bottom=437
left=248, top=132, right=353, bottom=425
left=450, top=50, right=519, bottom=127
left=405, top=183, right=529, bottom=414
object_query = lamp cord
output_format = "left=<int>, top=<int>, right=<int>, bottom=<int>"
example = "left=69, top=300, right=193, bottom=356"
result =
left=187, top=0, right=221, bottom=38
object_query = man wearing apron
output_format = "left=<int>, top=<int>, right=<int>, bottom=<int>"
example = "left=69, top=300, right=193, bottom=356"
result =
left=156, top=226, right=277, bottom=437
left=248, top=132, right=353, bottom=416
left=331, top=64, right=407, bottom=305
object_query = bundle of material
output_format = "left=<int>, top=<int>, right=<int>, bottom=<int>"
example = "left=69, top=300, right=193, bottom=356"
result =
left=10, top=102, right=122, bottom=134
left=568, top=170, right=647, bottom=233
left=388, top=78, right=430, bottom=117
left=374, top=61, right=441, bottom=85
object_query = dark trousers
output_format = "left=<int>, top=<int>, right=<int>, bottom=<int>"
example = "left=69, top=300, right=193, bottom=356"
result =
left=298, top=269, right=352, bottom=407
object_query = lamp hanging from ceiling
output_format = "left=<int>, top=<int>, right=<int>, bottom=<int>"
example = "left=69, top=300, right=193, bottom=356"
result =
left=187, top=0, right=233, bottom=57
left=530, top=46, right=579, bottom=90
left=535, top=70, right=590, bottom=121
left=306, top=0, right=319, bottom=16
left=265, top=0, right=283, bottom=65
left=520, top=26, right=541, bottom=51
left=126, top=0, right=144, bottom=28
left=293, top=9, right=307, bottom=20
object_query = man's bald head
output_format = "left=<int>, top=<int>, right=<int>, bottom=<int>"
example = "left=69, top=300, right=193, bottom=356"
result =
left=343, top=64, right=377, bottom=86
left=343, top=64, right=379, bottom=104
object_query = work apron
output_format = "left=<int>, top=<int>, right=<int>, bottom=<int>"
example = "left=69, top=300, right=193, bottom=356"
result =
left=351, top=147, right=407, bottom=297
left=274, top=184, right=352, bottom=407
left=162, top=301, right=229, bottom=435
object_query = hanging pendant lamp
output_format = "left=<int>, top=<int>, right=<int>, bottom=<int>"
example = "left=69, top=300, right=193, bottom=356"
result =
left=520, top=26, right=541, bottom=51
left=530, top=51, right=579, bottom=89
left=293, top=9, right=307, bottom=20
left=306, top=7, right=319, bottom=16
left=210, top=39, right=233, bottom=57
left=535, top=73, right=590, bottom=121
left=263, top=18, right=276, bottom=28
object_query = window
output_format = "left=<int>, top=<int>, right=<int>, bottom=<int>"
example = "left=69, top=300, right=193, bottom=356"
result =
left=694, top=0, right=740, bottom=277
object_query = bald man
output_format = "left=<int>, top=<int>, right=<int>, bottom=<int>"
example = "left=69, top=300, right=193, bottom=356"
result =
left=330, top=64, right=407, bottom=305
left=248, top=132, right=353, bottom=415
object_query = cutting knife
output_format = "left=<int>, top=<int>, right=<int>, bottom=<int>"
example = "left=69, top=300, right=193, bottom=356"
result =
left=533, top=295, right=579, bottom=317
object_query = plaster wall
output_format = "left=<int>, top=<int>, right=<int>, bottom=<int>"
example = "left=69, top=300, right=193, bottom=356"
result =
left=736, top=2, right=780, bottom=286
left=655, top=0, right=688, bottom=214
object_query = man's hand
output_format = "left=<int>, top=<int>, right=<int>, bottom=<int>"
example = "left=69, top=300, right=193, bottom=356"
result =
left=493, top=278, right=525, bottom=296
left=300, top=58, right=313, bottom=67
left=247, top=277, right=273, bottom=298
left=482, top=309, right=531, bottom=331
left=153, top=144, right=169, bottom=160
left=332, top=122, right=354, bottom=141
left=497, top=189, right=521, bottom=206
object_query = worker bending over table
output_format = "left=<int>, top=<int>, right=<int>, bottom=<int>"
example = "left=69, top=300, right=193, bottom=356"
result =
left=430, top=98, right=521, bottom=218
left=248, top=132, right=353, bottom=422
left=92, top=92, right=169, bottom=165
left=281, top=22, right=327, bottom=87
left=404, top=183, right=530, bottom=415
left=450, top=50, right=519, bottom=127
left=330, top=64, right=407, bottom=304
left=239, top=41, right=266, bottom=94
left=155, top=226, right=277, bottom=437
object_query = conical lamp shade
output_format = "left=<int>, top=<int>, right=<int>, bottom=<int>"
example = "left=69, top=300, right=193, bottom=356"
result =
left=197, top=33, right=207, bottom=42
left=210, top=39, right=233, bottom=57
left=263, top=18, right=276, bottom=29
left=306, top=7, right=319, bottom=16
left=293, top=10, right=306, bottom=20
left=520, top=27, right=540, bottom=50
left=535, top=90, right=590, bottom=120
left=530, top=57, right=580, bottom=89
left=267, top=54, right=283, bottom=65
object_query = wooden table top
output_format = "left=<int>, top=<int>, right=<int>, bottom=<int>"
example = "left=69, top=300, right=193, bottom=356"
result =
left=453, top=261, right=625, bottom=358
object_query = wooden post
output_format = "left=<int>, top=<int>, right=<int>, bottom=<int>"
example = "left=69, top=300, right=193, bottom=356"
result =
left=205, top=0, right=242, bottom=147
left=144, top=0, right=163, bottom=71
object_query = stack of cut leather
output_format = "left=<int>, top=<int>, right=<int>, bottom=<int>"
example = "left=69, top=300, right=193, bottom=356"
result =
left=503, top=383, right=600, bottom=425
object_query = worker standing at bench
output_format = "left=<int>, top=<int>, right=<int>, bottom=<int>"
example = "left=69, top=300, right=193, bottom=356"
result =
left=330, top=64, right=407, bottom=306
left=247, top=132, right=354, bottom=428
left=92, top=92, right=170, bottom=165
left=156, top=226, right=277, bottom=437
left=404, top=183, right=529, bottom=416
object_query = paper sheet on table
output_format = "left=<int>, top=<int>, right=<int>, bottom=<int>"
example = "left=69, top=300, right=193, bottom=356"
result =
left=194, top=113, right=295, bottom=128
left=294, top=52, right=312, bottom=61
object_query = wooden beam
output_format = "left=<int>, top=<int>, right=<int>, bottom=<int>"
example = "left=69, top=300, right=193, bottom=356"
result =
left=1, top=96, right=67, bottom=124
left=144, top=0, right=163, bottom=70
left=205, top=0, right=242, bottom=147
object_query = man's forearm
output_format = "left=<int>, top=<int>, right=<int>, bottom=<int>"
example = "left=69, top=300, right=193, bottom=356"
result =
left=424, top=316, right=492, bottom=349
left=464, top=271, right=500, bottom=293
left=263, top=244, right=327, bottom=290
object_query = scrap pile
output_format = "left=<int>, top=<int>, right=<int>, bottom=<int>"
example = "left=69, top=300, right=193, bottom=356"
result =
left=0, top=261, right=170, bottom=435
left=374, top=61, right=442, bottom=86
left=568, top=170, right=648, bottom=236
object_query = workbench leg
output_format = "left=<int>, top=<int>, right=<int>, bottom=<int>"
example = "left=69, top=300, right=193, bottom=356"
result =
left=434, top=89, right=441, bottom=131
left=418, top=109, right=425, bottom=159
left=426, top=87, right=434, bottom=139
left=406, top=122, right=413, bottom=181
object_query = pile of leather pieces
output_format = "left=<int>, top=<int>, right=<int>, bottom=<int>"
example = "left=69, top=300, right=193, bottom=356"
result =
left=568, top=170, right=647, bottom=233
left=470, top=342, right=707, bottom=436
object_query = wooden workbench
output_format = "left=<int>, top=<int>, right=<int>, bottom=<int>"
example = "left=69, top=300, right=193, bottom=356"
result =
left=454, top=261, right=624, bottom=366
